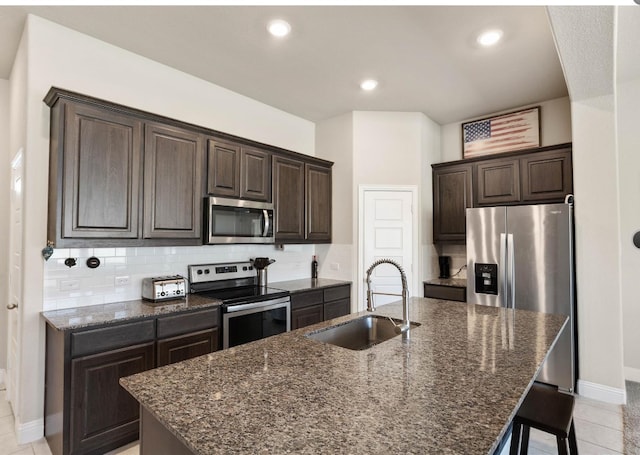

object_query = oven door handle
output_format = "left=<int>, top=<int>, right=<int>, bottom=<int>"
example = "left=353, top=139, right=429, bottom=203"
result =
left=224, top=296, right=290, bottom=313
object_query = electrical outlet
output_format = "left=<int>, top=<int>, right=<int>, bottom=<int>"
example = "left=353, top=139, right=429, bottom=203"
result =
left=330, top=262, right=340, bottom=271
left=60, top=280, right=80, bottom=291
left=115, top=276, right=130, bottom=286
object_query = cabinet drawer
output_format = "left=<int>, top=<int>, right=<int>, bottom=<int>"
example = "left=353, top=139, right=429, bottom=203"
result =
left=71, top=320, right=155, bottom=357
left=291, top=289, right=324, bottom=309
left=157, top=328, right=219, bottom=367
left=423, top=284, right=466, bottom=302
left=156, top=308, right=219, bottom=339
left=324, top=299, right=350, bottom=321
left=324, top=285, right=350, bottom=302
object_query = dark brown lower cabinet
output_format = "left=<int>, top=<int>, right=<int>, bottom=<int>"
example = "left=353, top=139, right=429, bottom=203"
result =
left=45, top=307, right=220, bottom=455
left=423, top=283, right=466, bottom=302
left=291, top=304, right=324, bottom=329
left=290, top=284, right=352, bottom=330
left=70, top=343, right=155, bottom=454
left=157, top=328, right=219, bottom=367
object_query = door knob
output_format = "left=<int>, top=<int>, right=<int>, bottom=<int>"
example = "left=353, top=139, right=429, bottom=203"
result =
left=7, top=303, right=17, bottom=310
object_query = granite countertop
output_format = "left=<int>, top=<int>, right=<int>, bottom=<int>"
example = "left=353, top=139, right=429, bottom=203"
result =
left=120, top=297, right=567, bottom=455
left=41, top=294, right=222, bottom=331
left=269, top=278, right=351, bottom=293
left=425, top=277, right=467, bottom=288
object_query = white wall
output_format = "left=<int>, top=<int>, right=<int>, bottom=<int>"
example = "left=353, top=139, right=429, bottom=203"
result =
left=0, top=78, right=9, bottom=379
left=315, top=113, right=354, bottom=287
left=12, top=14, right=316, bottom=439
left=571, top=96, right=625, bottom=396
left=617, top=77, right=640, bottom=381
left=616, top=7, right=640, bottom=383
left=9, top=21, right=29, bottom=438
left=315, top=111, right=441, bottom=311
left=352, top=111, right=440, bottom=304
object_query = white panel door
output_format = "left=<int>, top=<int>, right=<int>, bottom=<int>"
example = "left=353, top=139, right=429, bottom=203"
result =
left=6, top=150, right=23, bottom=413
left=363, top=190, right=413, bottom=307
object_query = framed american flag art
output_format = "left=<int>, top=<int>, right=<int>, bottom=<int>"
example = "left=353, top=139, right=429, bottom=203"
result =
left=462, top=107, right=540, bottom=159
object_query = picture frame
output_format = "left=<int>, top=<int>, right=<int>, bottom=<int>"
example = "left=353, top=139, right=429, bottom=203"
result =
left=462, top=106, right=540, bottom=159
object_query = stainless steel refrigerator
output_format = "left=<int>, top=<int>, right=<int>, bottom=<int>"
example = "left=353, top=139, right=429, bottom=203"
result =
left=466, top=201, right=576, bottom=392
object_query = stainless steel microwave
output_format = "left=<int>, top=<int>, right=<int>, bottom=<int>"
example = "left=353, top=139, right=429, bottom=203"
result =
left=205, top=197, right=274, bottom=244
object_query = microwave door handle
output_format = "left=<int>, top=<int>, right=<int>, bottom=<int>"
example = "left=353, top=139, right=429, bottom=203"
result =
left=262, top=209, right=270, bottom=237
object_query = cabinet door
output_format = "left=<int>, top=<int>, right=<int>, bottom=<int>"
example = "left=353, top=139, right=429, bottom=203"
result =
left=157, top=328, right=219, bottom=367
left=241, top=147, right=271, bottom=202
left=291, top=304, right=324, bottom=330
left=273, top=156, right=305, bottom=241
left=143, top=123, right=204, bottom=239
left=207, top=139, right=241, bottom=197
left=305, top=164, right=332, bottom=242
left=70, top=342, right=154, bottom=454
left=60, top=101, right=142, bottom=239
left=521, top=148, right=573, bottom=202
left=432, top=164, right=473, bottom=243
left=476, top=157, right=521, bottom=206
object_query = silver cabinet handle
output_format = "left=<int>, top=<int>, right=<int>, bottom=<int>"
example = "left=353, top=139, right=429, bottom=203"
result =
left=7, top=303, right=17, bottom=310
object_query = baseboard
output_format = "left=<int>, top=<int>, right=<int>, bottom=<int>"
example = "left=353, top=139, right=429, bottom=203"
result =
left=15, top=417, right=44, bottom=445
left=577, top=379, right=627, bottom=405
left=0, top=368, right=5, bottom=390
left=625, top=366, right=640, bottom=383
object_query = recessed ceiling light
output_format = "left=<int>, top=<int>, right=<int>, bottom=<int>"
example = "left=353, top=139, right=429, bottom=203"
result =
left=360, top=79, right=378, bottom=91
left=477, top=29, right=503, bottom=47
left=268, top=19, right=291, bottom=38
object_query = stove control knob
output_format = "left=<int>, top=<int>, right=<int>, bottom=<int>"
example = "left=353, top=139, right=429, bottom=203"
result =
left=176, top=290, right=181, bottom=295
left=249, top=266, right=253, bottom=270
left=160, top=291, right=166, bottom=296
left=204, top=269, right=210, bottom=274
left=197, top=270, right=203, bottom=275
left=243, top=266, right=247, bottom=271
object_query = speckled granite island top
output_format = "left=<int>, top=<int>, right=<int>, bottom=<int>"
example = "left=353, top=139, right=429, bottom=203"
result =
left=269, top=277, right=351, bottom=292
left=120, top=297, right=567, bottom=455
left=41, top=294, right=222, bottom=331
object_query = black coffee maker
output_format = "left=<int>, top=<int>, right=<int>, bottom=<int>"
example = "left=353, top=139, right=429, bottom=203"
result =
left=438, top=256, right=451, bottom=279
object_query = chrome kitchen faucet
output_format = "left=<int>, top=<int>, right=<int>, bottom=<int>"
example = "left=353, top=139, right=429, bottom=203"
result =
left=365, top=258, right=411, bottom=334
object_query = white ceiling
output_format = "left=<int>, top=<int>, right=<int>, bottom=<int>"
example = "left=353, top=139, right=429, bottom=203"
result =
left=0, top=5, right=568, bottom=124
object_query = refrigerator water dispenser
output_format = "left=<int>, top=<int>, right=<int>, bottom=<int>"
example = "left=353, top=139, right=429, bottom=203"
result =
left=474, top=263, right=498, bottom=295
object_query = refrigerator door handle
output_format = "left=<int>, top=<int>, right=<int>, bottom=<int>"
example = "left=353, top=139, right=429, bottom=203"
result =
left=499, top=233, right=508, bottom=308
left=507, top=233, right=515, bottom=310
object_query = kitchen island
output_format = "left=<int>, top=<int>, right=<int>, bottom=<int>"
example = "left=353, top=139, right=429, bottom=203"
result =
left=120, top=297, right=567, bottom=455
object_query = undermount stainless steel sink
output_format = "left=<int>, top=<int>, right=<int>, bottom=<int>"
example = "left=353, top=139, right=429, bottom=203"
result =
left=305, top=315, right=420, bottom=350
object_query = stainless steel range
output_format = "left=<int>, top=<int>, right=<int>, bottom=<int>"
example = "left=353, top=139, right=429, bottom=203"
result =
left=188, top=261, right=290, bottom=349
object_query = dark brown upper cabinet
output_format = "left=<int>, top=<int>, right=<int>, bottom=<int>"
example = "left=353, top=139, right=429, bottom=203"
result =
left=521, top=147, right=573, bottom=202
left=45, top=87, right=334, bottom=247
left=240, top=146, right=271, bottom=202
left=431, top=143, right=573, bottom=244
left=476, top=157, right=521, bottom=206
left=272, top=156, right=333, bottom=244
left=207, top=138, right=241, bottom=198
left=305, top=163, right=332, bottom=242
left=432, top=163, right=473, bottom=243
left=143, top=123, right=204, bottom=239
left=273, top=155, right=305, bottom=241
left=207, top=139, right=271, bottom=202
left=47, top=99, right=143, bottom=244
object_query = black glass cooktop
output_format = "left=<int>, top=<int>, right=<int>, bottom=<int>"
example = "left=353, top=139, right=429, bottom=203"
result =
left=199, top=285, right=289, bottom=306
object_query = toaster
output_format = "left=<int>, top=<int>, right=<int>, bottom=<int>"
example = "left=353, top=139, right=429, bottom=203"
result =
left=141, top=275, right=187, bottom=302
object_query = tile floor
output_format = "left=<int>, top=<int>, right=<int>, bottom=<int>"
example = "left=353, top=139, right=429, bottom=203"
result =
left=0, top=388, right=627, bottom=455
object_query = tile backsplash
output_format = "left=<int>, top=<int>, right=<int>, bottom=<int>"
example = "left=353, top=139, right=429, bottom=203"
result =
left=439, top=244, right=467, bottom=279
left=43, top=244, right=315, bottom=311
